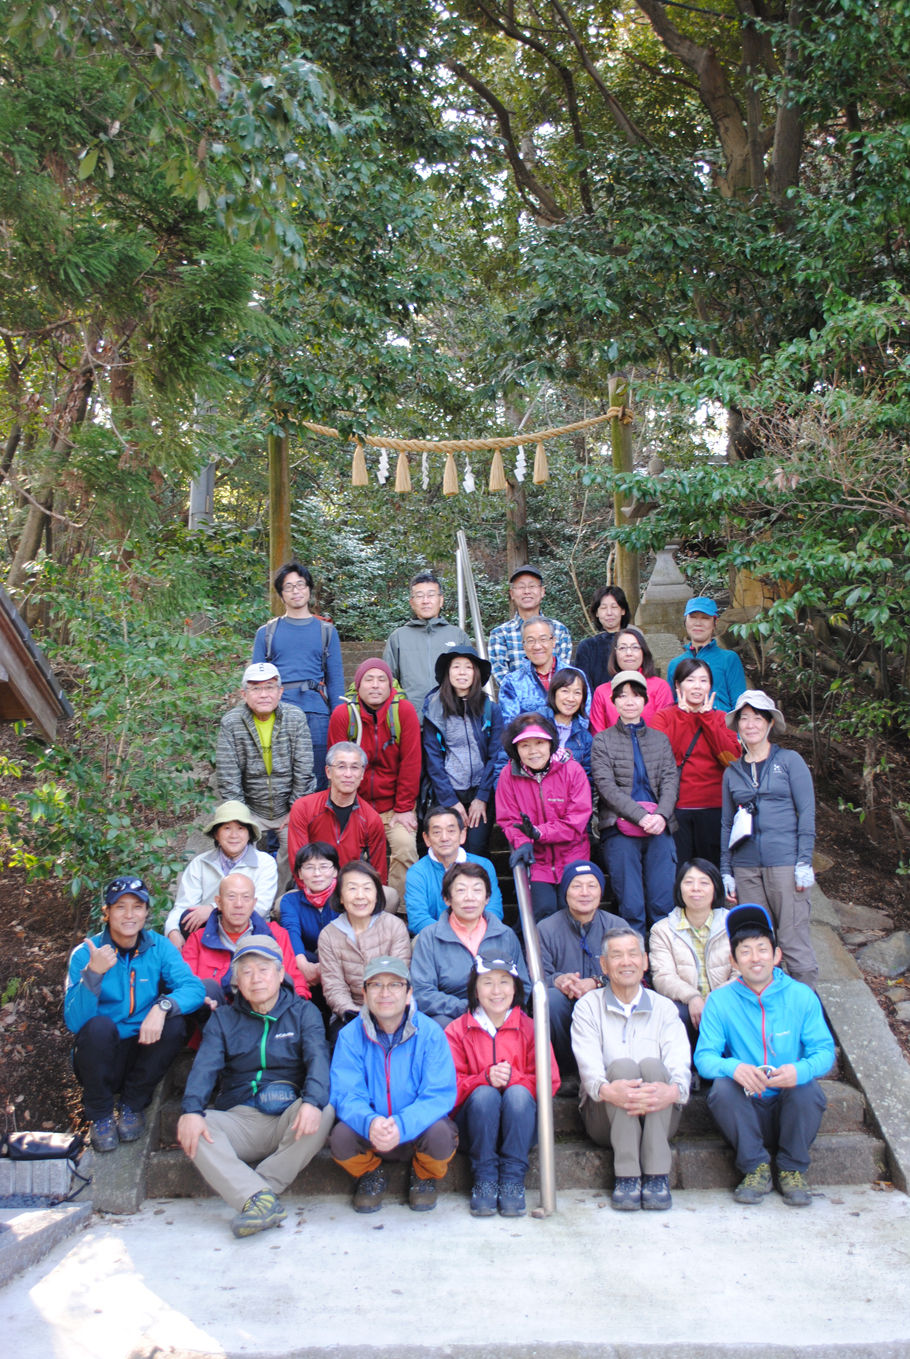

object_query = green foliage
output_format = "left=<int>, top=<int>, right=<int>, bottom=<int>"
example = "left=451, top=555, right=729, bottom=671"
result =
left=0, top=551, right=256, bottom=919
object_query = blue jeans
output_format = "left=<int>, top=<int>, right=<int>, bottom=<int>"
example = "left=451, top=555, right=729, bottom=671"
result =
left=455, top=1083, right=537, bottom=1183
left=280, top=701, right=330, bottom=791
left=601, top=828, right=676, bottom=936
left=547, top=986, right=578, bottom=1077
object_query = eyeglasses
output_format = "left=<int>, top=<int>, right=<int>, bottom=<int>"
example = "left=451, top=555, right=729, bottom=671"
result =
left=365, top=980, right=408, bottom=994
left=282, top=581, right=309, bottom=594
left=247, top=681, right=281, bottom=692
left=410, top=590, right=440, bottom=601
left=616, top=643, right=643, bottom=653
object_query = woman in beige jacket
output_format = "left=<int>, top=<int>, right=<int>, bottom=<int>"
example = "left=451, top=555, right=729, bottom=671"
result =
left=648, top=859, right=735, bottom=1050
left=317, top=861, right=411, bottom=1035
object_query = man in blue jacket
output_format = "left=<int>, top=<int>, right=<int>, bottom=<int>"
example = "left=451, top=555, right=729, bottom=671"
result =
left=666, top=597, right=747, bottom=713
left=329, top=955, right=458, bottom=1213
left=695, top=904, right=834, bottom=1207
left=65, top=876, right=205, bottom=1153
left=404, top=805, right=503, bottom=934
left=177, top=936, right=333, bottom=1238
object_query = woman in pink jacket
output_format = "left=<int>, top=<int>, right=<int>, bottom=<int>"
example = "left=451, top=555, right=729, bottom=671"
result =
left=446, top=952, right=560, bottom=1217
left=589, top=627, right=673, bottom=731
left=495, top=712, right=594, bottom=923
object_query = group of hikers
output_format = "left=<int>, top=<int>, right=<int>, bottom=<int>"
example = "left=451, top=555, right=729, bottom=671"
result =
left=64, top=562, right=833, bottom=1237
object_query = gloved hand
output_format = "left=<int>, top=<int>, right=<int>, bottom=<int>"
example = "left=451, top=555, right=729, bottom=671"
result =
left=794, top=863, right=815, bottom=890
left=509, top=842, right=536, bottom=870
left=723, top=875, right=737, bottom=900
left=518, top=813, right=541, bottom=842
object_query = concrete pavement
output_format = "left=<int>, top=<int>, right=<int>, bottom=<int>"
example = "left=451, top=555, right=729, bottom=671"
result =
left=3, top=1185, right=910, bottom=1358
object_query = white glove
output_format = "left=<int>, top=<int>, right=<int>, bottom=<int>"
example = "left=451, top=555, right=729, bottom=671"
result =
left=723, top=875, right=737, bottom=899
left=794, top=863, right=815, bottom=890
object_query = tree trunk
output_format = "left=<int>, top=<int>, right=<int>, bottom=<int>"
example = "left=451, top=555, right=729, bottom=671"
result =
left=6, top=349, right=95, bottom=591
left=608, top=373, right=640, bottom=618
left=505, top=479, right=528, bottom=578
left=268, top=430, right=292, bottom=615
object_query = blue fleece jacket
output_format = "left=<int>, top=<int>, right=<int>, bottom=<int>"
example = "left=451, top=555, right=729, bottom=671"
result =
left=694, top=967, right=834, bottom=1097
left=330, top=999, right=457, bottom=1143
left=65, top=928, right=205, bottom=1038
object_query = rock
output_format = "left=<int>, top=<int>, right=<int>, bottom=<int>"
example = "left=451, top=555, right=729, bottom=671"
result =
left=829, top=898, right=895, bottom=933
left=844, top=931, right=884, bottom=947
left=893, top=1002, right=910, bottom=1023
left=887, top=987, right=908, bottom=1003
left=813, top=850, right=835, bottom=874
left=857, top=931, right=910, bottom=979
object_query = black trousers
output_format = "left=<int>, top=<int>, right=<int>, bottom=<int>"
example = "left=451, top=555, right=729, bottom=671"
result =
left=73, top=1013, right=188, bottom=1120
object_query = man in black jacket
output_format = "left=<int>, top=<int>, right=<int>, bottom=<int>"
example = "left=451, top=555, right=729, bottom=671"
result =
left=177, top=936, right=333, bottom=1237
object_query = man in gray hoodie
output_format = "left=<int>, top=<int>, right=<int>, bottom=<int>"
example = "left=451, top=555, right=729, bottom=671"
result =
left=383, top=571, right=470, bottom=716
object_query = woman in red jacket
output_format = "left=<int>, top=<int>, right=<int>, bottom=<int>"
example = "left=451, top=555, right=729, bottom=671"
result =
left=445, top=952, right=559, bottom=1218
left=651, top=657, right=740, bottom=869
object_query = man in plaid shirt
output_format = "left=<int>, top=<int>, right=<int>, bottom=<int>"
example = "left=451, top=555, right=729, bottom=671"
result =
left=488, top=567, right=572, bottom=687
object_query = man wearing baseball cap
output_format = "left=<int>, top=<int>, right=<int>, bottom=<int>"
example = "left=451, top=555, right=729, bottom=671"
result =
left=666, top=597, right=747, bottom=713
left=328, top=955, right=458, bottom=1213
left=65, top=876, right=205, bottom=1153
left=216, top=660, right=316, bottom=893
left=177, top=935, right=332, bottom=1238
left=488, top=567, right=572, bottom=687
left=694, top=903, right=834, bottom=1207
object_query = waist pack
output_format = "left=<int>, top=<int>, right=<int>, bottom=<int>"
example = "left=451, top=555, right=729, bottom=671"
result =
left=615, top=801, right=658, bottom=837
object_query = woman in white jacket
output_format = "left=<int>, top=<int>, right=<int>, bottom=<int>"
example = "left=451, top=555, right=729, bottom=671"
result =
left=648, top=859, right=734, bottom=1050
left=164, top=800, right=278, bottom=947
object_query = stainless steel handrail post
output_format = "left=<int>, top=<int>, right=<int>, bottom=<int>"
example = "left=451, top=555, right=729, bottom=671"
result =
left=455, top=543, right=467, bottom=635
left=513, top=865, right=557, bottom=1216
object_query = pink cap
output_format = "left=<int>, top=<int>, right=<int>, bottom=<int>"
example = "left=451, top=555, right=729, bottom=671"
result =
left=513, top=724, right=554, bottom=743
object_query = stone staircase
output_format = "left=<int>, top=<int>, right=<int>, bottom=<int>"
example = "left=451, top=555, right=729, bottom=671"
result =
left=135, top=1058, right=883, bottom=1205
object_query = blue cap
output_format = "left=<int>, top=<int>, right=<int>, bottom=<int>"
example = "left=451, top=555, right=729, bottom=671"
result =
left=726, top=903, right=776, bottom=946
left=685, top=597, right=718, bottom=617
left=559, top=860, right=606, bottom=908
left=104, top=876, right=150, bottom=906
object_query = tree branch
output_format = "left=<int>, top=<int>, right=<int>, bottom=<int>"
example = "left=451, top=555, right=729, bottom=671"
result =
left=546, top=0, right=650, bottom=147
left=445, top=58, right=566, bottom=222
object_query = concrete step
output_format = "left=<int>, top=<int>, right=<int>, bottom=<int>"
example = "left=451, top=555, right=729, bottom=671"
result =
left=146, top=1124, right=887, bottom=1201
left=153, top=1078, right=866, bottom=1146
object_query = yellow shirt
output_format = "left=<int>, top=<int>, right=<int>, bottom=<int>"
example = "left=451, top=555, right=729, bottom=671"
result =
left=252, top=713, right=276, bottom=776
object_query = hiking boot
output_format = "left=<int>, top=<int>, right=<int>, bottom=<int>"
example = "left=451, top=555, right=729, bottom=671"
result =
left=778, top=1169, right=812, bottom=1207
left=231, top=1189, right=287, bottom=1238
left=611, top=1175, right=641, bottom=1211
left=733, top=1161, right=772, bottom=1205
left=117, top=1105, right=145, bottom=1142
left=352, top=1167, right=388, bottom=1214
left=408, top=1169, right=438, bottom=1212
left=469, top=1180, right=498, bottom=1217
left=641, top=1173, right=672, bottom=1211
left=498, top=1181, right=527, bottom=1217
left=90, top=1116, right=120, bottom=1153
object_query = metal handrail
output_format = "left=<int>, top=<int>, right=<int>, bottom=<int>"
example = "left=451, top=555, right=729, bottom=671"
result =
left=455, top=530, right=489, bottom=661
left=513, top=865, right=557, bottom=1217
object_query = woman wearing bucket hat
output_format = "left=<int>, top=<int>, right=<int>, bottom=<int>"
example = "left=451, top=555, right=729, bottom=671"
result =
left=720, top=690, right=819, bottom=990
left=163, top=801, right=278, bottom=948
left=422, top=646, right=504, bottom=857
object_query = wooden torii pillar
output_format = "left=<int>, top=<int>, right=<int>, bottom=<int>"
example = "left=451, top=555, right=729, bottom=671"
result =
left=268, top=431, right=292, bottom=615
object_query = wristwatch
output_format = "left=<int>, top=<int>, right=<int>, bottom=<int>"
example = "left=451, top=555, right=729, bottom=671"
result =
left=156, top=997, right=174, bottom=1013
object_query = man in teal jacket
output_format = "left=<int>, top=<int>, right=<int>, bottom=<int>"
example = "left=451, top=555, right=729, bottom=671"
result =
left=695, top=903, right=834, bottom=1207
left=329, top=955, right=458, bottom=1214
left=65, top=876, right=204, bottom=1152
left=666, top=597, right=747, bottom=713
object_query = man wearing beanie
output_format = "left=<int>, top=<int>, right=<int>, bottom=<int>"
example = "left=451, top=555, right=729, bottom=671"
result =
left=328, top=659, right=421, bottom=900
left=695, top=903, right=834, bottom=1207
left=538, top=861, right=626, bottom=1083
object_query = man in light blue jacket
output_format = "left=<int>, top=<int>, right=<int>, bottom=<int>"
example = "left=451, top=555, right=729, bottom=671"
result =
left=695, top=904, right=834, bottom=1208
left=329, top=956, right=458, bottom=1214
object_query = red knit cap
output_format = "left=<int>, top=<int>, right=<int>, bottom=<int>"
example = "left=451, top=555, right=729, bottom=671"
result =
left=354, top=658, right=395, bottom=691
